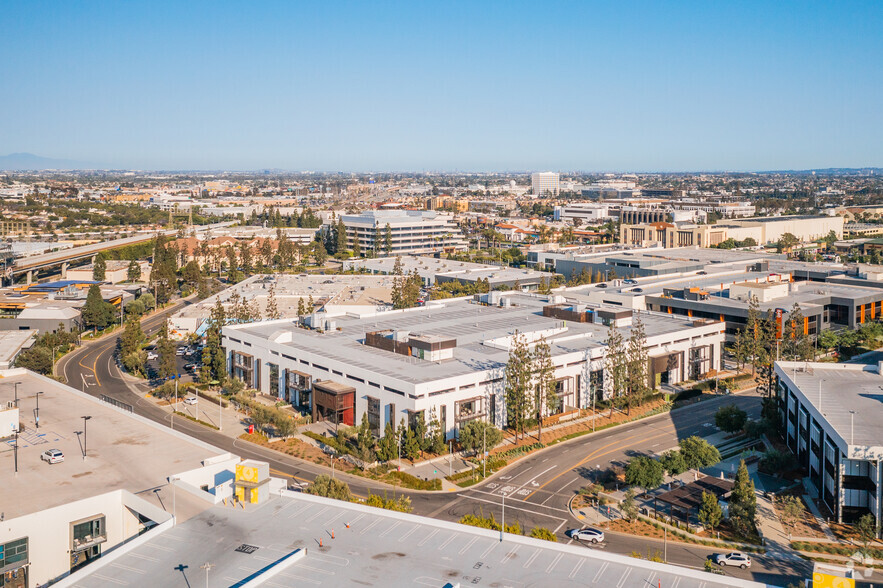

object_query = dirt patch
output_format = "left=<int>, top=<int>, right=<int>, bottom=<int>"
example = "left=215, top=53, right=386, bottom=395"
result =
left=372, top=552, right=406, bottom=560
left=72, top=471, right=93, bottom=478
left=113, top=436, right=148, bottom=446
left=772, top=495, right=827, bottom=539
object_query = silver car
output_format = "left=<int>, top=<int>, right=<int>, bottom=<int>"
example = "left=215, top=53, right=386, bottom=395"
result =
left=568, top=527, right=605, bottom=543
left=713, top=552, right=751, bottom=569
left=41, top=449, right=64, bottom=464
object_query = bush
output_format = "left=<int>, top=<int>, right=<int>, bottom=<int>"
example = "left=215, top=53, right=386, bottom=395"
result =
left=679, top=436, right=721, bottom=469
left=625, top=456, right=664, bottom=490
left=366, top=493, right=413, bottom=513
left=304, top=475, right=352, bottom=501
left=529, top=527, right=557, bottom=542
left=759, top=449, right=797, bottom=475
left=386, top=470, right=442, bottom=491
left=660, top=450, right=687, bottom=475
left=714, top=404, right=748, bottom=433
left=459, top=513, right=522, bottom=534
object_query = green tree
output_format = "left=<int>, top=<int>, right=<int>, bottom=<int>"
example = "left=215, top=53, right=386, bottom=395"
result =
left=351, top=228, right=361, bottom=257
left=120, top=318, right=144, bottom=357
left=384, top=223, right=393, bottom=255
left=660, top=450, right=687, bottom=476
left=625, top=314, right=649, bottom=413
left=505, top=330, right=532, bottom=440
left=127, top=260, right=142, bottom=282
left=197, top=277, right=211, bottom=300
left=679, top=436, right=721, bottom=470
left=532, top=336, right=559, bottom=440
left=401, top=424, right=421, bottom=461
left=181, top=260, right=202, bottom=289
left=625, top=456, right=664, bottom=490
left=620, top=488, right=638, bottom=522
left=275, top=416, right=296, bottom=439
left=297, top=296, right=306, bottom=319
left=715, top=404, right=748, bottom=434
left=15, top=346, right=53, bottom=375
left=157, top=318, right=177, bottom=379
left=139, top=292, right=156, bottom=311
left=458, top=420, right=503, bottom=455
left=304, top=474, right=352, bottom=501
left=856, top=513, right=877, bottom=555
left=312, top=240, right=328, bottom=266
left=82, top=284, right=114, bottom=331
left=93, top=253, right=107, bottom=281
left=355, top=414, right=376, bottom=466
left=376, top=421, right=398, bottom=462
left=729, top=459, right=757, bottom=537
left=777, top=232, right=800, bottom=253
left=782, top=303, right=813, bottom=360
left=698, top=491, right=723, bottom=532
left=265, top=284, right=280, bottom=320
left=605, top=323, right=627, bottom=412
left=122, top=349, right=148, bottom=377
left=335, top=218, right=348, bottom=254
left=427, top=406, right=446, bottom=454
left=204, top=300, right=227, bottom=382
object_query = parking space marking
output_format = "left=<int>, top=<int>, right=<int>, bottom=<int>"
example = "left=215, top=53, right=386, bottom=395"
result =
left=348, top=513, right=366, bottom=528
left=591, top=562, right=608, bottom=583
left=568, top=559, right=584, bottom=579
left=545, top=552, right=563, bottom=573
left=523, top=548, right=541, bottom=569
left=127, top=553, right=158, bottom=563
left=359, top=518, right=382, bottom=536
left=418, top=529, right=439, bottom=546
left=91, top=573, right=128, bottom=586
left=304, top=506, right=330, bottom=523
left=616, top=568, right=632, bottom=588
left=326, top=511, right=345, bottom=526
left=378, top=521, right=401, bottom=538
left=109, top=563, right=144, bottom=575
left=480, top=541, right=498, bottom=559
left=396, top=524, right=418, bottom=543
left=501, top=545, right=520, bottom=563
left=279, top=572, right=321, bottom=585
left=144, top=543, right=173, bottom=552
left=438, top=532, right=457, bottom=550
left=288, top=504, right=311, bottom=519
left=458, top=536, right=478, bottom=555
left=311, top=553, right=349, bottom=567
left=293, top=563, right=335, bottom=576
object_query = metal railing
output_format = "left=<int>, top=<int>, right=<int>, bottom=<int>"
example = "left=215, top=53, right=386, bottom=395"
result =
left=100, top=394, right=133, bottom=413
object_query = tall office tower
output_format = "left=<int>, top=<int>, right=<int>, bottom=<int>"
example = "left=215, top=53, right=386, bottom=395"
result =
left=531, top=172, right=560, bottom=197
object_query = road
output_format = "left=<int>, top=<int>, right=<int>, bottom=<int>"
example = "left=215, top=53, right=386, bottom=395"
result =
left=57, top=311, right=813, bottom=586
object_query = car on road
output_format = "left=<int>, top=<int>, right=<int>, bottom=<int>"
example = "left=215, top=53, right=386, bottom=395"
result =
left=631, top=287, right=643, bottom=293
left=697, top=270, right=708, bottom=275
left=595, top=283, right=608, bottom=288
left=183, top=396, right=198, bottom=405
left=146, top=352, right=158, bottom=360
left=175, top=347, right=186, bottom=356
left=41, top=449, right=64, bottom=464
left=184, top=363, right=196, bottom=371
left=623, top=279, right=637, bottom=285
left=568, top=527, right=605, bottom=543
left=713, top=552, right=751, bottom=569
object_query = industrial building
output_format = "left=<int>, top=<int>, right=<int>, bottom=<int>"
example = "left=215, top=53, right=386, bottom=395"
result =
left=221, top=292, right=724, bottom=437
left=530, top=171, right=560, bottom=197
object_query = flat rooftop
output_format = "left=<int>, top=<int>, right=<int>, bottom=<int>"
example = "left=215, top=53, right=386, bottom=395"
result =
left=0, top=369, right=226, bottom=519
left=346, top=255, right=555, bottom=283
left=776, top=361, right=883, bottom=450
left=228, top=293, right=719, bottom=386
left=68, top=491, right=768, bottom=588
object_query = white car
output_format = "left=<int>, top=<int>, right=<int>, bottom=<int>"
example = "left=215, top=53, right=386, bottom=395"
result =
left=41, top=449, right=64, bottom=464
left=146, top=352, right=158, bottom=360
left=713, top=552, right=751, bottom=569
left=183, top=396, right=198, bottom=405
left=568, top=527, right=605, bottom=543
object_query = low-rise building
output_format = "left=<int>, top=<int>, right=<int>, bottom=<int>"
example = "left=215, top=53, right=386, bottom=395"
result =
left=775, top=361, right=883, bottom=530
left=222, top=292, right=724, bottom=437
left=65, top=260, right=150, bottom=284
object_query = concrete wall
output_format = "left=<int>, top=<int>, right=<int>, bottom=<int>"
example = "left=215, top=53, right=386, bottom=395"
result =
left=0, top=489, right=172, bottom=587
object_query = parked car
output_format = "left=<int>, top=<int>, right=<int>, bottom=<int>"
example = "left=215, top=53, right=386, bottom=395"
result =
left=697, top=270, right=708, bottom=275
left=713, top=552, right=751, bottom=569
left=183, top=396, right=198, bottom=405
left=175, top=347, right=186, bottom=356
left=631, top=288, right=643, bottom=293
left=146, top=352, right=158, bottom=361
left=623, top=279, right=637, bottom=285
left=568, top=527, right=605, bottom=543
left=595, top=283, right=608, bottom=288
left=184, top=363, right=196, bottom=371
left=41, top=449, right=64, bottom=464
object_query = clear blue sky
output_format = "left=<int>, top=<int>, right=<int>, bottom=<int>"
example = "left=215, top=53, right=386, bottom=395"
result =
left=3, top=1, right=881, bottom=171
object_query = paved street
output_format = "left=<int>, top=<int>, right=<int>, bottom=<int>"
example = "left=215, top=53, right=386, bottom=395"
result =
left=56, top=310, right=818, bottom=586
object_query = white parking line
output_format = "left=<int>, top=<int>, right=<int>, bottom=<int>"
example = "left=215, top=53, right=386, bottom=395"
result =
left=438, top=533, right=457, bottom=550
left=304, top=506, right=330, bottom=523
left=293, top=563, right=335, bottom=576
left=91, top=573, right=128, bottom=585
left=127, top=552, right=158, bottom=563
left=545, top=552, right=563, bottom=573
left=458, top=536, right=478, bottom=555
left=360, top=518, right=381, bottom=536
left=616, top=568, right=632, bottom=588
left=480, top=541, right=498, bottom=559
left=568, top=559, right=584, bottom=579
left=523, top=548, right=541, bottom=569
left=592, top=562, right=609, bottom=583
left=502, top=545, right=520, bottom=562
left=110, top=563, right=145, bottom=574
left=418, top=529, right=439, bottom=546
left=398, top=524, right=419, bottom=543
left=378, top=521, right=401, bottom=538
left=279, top=572, right=321, bottom=585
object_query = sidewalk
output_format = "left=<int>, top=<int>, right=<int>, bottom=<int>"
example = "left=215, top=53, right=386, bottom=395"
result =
left=752, top=473, right=804, bottom=561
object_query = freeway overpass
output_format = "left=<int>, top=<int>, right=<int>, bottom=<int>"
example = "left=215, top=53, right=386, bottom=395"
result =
left=8, top=221, right=236, bottom=284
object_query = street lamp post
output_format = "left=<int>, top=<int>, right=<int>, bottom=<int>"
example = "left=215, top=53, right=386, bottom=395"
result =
left=500, top=492, right=507, bottom=542
left=13, top=381, right=21, bottom=408
left=12, top=428, right=18, bottom=475
left=200, top=562, right=214, bottom=588
left=850, top=410, right=856, bottom=446
left=81, top=416, right=92, bottom=459
left=35, top=391, right=44, bottom=429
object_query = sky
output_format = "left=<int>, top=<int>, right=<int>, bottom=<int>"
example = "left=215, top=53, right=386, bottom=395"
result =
left=2, top=1, right=882, bottom=172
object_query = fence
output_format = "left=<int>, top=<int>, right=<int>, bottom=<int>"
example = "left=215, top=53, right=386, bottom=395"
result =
left=100, top=394, right=134, bottom=413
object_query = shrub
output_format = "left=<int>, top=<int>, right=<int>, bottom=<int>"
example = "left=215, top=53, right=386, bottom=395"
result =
left=459, top=513, right=522, bottom=534
left=759, top=449, right=797, bottom=475
left=304, top=475, right=352, bottom=501
left=529, top=527, right=557, bottom=542
left=366, top=493, right=413, bottom=513
left=625, top=456, right=664, bottom=490
left=660, top=450, right=687, bottom=476
left=679, top=436, right=721, bottom=469
left=387, top=470, right=442, bottom=491
left=714, top=404, right=748, bottom=433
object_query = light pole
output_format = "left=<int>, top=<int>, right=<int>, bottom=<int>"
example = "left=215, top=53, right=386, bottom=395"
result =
left=170, top=476, right=179, bottom=524
left=34, top=391, right=44, bottom=429
left=13, top=381, right=21, bottom=408
left=12, top=427, right=18, bottom=475
left=500, top=491, right=507, bottom=542
left=483, top=425, right=486, bottom=479
left=81, top=416, right=92, bottom=459
left=200, top=562, right=214, bottom=588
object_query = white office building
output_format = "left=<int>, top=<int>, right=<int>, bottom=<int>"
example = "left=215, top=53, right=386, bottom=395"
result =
left=221, top=292, right=724, bottom=438
left=340, top=210, right=467, bottom=256
left=531, top=172, right=560, bottom=197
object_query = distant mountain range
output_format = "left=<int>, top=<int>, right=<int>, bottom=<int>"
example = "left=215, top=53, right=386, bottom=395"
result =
left=0, top=152, right=89, bottom=170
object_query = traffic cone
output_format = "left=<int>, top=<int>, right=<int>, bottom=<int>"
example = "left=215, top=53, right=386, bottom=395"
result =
left=319, top=538, right=323, bottom=547
left=331, top=529, right=335, bottom=539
